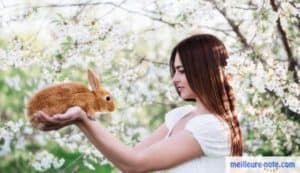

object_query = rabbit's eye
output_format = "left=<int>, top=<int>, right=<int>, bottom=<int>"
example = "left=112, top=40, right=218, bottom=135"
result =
left=105, top=96, right=111, bottom=101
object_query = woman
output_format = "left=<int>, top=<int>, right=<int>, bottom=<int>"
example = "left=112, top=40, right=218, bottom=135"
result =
left=36, top=34, right=243, bottom=173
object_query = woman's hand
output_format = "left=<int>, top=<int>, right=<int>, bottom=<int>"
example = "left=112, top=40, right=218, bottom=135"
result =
left=35, top=106, right=87, bottom=131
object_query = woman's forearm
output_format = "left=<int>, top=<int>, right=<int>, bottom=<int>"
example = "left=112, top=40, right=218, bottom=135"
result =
left=76, top=117, right=141, bottom=172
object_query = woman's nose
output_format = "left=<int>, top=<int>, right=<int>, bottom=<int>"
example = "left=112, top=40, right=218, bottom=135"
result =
left=172, top=73, right=180, bottom=84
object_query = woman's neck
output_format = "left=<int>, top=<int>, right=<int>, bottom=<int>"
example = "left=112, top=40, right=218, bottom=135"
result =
left=194, top=98, right=211, bottom=115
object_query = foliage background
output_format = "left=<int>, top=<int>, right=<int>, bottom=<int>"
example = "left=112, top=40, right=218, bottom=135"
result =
left=0, top=0, right=299, bottom=172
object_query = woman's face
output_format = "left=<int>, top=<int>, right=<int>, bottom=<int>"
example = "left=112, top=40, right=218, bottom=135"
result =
left=172, top=53, right=197, bottom=100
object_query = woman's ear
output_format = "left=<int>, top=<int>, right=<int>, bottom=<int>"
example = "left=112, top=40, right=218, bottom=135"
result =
left=88, top=69, right=101, bottom=91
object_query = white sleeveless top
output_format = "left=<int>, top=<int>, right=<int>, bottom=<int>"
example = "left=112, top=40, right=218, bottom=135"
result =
left=158, top=105, right=231, bottom=173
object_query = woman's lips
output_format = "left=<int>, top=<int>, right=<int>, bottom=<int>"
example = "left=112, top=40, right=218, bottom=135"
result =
left=176, top=86, right=184, bottom=92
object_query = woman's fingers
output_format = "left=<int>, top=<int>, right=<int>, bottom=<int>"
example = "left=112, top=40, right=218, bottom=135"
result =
left=53, top=112, right=74, bottom=121
left=67, top=106, right=86, bottom=120
left=41, top=121, right=75, bottom=131
left=36, top=111, right=61, bottom=125
left=34, top=106, right=86, bottom=131
left=51, top=106, right=85, bottom=121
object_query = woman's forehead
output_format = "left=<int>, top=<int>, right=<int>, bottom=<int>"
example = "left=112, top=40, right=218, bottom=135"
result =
left=174, top=53, right=182, bottom=67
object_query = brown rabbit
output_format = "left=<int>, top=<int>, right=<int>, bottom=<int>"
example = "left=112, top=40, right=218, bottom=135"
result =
left=27, top=69, right=115, bottom=128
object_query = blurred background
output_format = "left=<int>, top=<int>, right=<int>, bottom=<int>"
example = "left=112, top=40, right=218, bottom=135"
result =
left=0, top=0, right=299, bottom=172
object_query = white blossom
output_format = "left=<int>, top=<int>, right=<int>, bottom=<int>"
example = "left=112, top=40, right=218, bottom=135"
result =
left=0, top=135, right=11, bottom=156
left=31, top=150, right=65, bottom=172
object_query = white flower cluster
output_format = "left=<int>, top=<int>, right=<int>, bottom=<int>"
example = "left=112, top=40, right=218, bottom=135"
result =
left=31, top=150, right=65, bottom=172
left=1, top=120, right=51, bottom=152
left=0, top=130, right=11, bottom=156
left=46, top=126, right=108, bottom=168
left=283, top=95, right=300, bottom=114
left=0, top=120, right=33, bottom=156
left=49, top=127, right=87, bottom=151
left=1, top=40, right=25, bottom=68
left=227, top=51, right=300, bottom=114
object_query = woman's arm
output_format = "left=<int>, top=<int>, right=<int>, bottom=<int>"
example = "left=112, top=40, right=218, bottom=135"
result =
left=37, top=107, right=204, bottom=173
left=133, top=124, right=168, bottom=152
left=77, top=117, right=203, bottom=172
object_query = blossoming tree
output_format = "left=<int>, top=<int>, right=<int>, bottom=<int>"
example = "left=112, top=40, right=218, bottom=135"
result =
left=0, top=0, right=299, bottom=172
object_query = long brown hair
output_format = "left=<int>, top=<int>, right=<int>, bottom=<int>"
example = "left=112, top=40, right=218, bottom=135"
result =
left=169, top=34, right=243, bottom=156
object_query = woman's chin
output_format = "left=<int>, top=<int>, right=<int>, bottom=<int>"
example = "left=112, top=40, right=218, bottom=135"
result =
left=180, top=94, right=192, bottom=100
left=179, top=93, right=196, bottom=100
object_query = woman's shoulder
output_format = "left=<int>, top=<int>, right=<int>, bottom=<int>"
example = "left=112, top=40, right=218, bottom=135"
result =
left=164, top=106, right=231, bottom=156
left=189, top=113, right=226, bottom=124
left=185, top=113, right=230, bottom=134
left=164, top=105, right=194, bottom=129
left=184, top=114, right=231, bottom=156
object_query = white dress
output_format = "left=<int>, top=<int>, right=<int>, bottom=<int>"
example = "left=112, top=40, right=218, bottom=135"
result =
left=158, top=105, right=231, bottom=173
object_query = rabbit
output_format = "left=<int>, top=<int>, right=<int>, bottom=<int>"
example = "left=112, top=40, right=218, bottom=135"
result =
left=27, top=69, right=115, bottom=128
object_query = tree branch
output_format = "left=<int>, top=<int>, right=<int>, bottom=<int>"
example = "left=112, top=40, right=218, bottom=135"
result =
left=138, top=57, right=168, bottom=66
left=230, top=5, right=258, bottom=11
left=207, top=0, right=299, bottom=117
left=212, top=2, right=250, bottom=48
left=288, top=1, right=300, bottom=10
left=270, top=0, right=299, bottom=83
left=4, top=1, right=181, bottom=28
left=71, top=0, right=93, bottom=22
left=96, top=0, right=128, bottom=20
left=208, top=0, right=267, bottom=61
left=4, top=2, right=120, bottom=9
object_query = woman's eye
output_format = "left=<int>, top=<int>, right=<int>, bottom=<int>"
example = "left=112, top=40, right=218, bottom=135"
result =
left=179, top=70, right=185, bottom=74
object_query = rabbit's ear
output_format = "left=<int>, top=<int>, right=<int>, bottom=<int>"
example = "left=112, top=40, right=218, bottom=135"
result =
left=88, top=69, right=101, bottom=91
